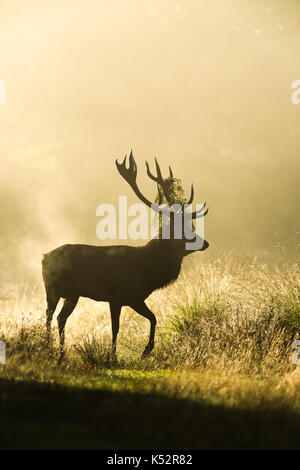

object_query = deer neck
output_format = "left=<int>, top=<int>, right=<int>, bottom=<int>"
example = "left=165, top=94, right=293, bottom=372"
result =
left=143, top=238, right=184, bottom=289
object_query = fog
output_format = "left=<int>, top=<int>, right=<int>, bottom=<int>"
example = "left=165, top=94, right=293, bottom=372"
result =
left=0, top=0, right=299, bottom=285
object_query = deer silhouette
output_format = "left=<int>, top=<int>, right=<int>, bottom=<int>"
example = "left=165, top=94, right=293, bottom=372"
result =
left=42, top=152, right=209, bottom=360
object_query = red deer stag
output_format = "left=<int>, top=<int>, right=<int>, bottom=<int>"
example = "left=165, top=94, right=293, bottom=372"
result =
left=42, top=152, right=209, bottom=360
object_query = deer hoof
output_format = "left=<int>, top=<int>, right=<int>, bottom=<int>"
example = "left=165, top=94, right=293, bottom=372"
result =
left=109, top=354, right=118, bottom=365
left=141, top=345, right=153, bottom=359
left=57, top=350, right=65, bottom=365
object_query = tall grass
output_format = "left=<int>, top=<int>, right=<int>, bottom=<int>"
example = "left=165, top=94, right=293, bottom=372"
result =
left=1, top=252, right=299, bottom=450
left=151, top=253, right=300, bottom=374
left=0, top=252, right=299, bottom=375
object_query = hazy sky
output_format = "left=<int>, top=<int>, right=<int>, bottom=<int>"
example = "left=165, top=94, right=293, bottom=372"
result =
left=0, top=0, right=299, bottom=283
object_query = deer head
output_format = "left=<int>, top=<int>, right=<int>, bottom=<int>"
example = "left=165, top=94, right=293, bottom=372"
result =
left=115, top=151, right=209, bottom=254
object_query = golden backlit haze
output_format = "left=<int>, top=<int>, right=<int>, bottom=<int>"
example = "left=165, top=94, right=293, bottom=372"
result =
left=0, top=0, right=299, bottom=285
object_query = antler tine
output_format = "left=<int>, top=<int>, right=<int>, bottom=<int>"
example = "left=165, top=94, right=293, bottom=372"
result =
left=121, top=154, right=127, bottom=167
left=186, top=184, right=194, bottom=205
left=157, top=184, right=163, bottom=205
left=191, top=203, right=208, bottom=219
left=145, top=160, right=152, bottom=182
left=115, top=154, right=126, bottom=173
left=129, top=150, right=137, bottom=175
left=199, top=207, right=209, bottom=218
left=145, top=158, right=164, bottom=186
left=155, top=158, right=164, bottom=185
left=116, top=153, right=134, bottom=183
left=169, top=166, right=174, bottom=179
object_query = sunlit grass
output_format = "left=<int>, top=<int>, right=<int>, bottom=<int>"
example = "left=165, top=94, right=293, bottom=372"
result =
left=0, top=252, right=299, bottom=448
left=0, top=251, right=299, bottom=401
left=1, top=252, right=299, bottom=370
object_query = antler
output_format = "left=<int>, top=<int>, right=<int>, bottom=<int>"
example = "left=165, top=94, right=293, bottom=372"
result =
left=145, top=158, right=166, bottom=187
left=186, top=183, right=194, bottom=205
left=191, top=202, right=209, bottom=219
left=146, top=159, right=195, bottom=207
left=145, top=158, right=178, bottom=205
left=185, top=184, right=208, bottom=219
left=116, top=151, right=164, bottom=209
left=116, top=151, right=209, bottom=219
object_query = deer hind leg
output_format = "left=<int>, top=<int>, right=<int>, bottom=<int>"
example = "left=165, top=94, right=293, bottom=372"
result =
left=57, top=296, right=79, bottom=362
left=45, top=288, right=60, bottom=337
left=130, top=301, right=157, bottom=358
left=109, top=302, right=122, bottom=361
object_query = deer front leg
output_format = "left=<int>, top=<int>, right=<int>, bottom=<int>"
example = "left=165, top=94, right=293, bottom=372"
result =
left=130, top=302, right=157, bottom=358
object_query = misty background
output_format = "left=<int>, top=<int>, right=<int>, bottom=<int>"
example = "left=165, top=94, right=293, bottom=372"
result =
left=0, top=0, right=299, bottom=286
